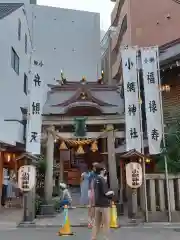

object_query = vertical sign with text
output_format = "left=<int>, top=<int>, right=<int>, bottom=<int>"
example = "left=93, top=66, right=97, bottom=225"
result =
left=141, top=47, right=162, bottom=154
left=121, top=46, right=141, bottom=152
left=26, top=58, right=44, bottom=154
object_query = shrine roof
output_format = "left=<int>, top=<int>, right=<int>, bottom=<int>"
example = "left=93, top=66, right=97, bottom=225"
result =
left=43, top=81, right=124, bottom=115
left=47, top=81, right=118, bottom=91
left=120, top=149, right=147, bottom=158
left=159, top=38, right=180, bottom=66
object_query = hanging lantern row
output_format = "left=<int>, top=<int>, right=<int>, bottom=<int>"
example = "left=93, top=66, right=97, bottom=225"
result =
left=59, top=140, right=98, bottom=154
left=56, top=125, right=116, bottom=154
left=56, top=125, right=116, bottom=145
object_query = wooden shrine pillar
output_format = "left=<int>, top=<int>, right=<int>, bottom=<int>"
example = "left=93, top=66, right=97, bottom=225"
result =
left=45, top=126, right=55, bottom=203
left=107, top=124, right=118, bottom=193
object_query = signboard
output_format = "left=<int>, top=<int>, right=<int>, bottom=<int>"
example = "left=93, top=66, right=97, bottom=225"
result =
left=141, top=46, right=162, bottom=154
left=126, top=162, right=142, bottom=188
left=18, top=165, right=36, bottom=192
left=121, top=46, right=142, bottom=152
left=26, top=57, right=44, bottom=154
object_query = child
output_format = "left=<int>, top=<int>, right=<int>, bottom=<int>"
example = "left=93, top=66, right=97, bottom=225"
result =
left=59, top=183, right=72, bottom=208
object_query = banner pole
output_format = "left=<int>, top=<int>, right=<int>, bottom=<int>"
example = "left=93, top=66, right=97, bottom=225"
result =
left=156, top=47, right=171, bottom=222
left=137, top=49, right=148, bottom=222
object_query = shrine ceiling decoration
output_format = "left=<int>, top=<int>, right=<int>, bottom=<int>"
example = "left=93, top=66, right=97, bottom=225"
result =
left=50, top=125, right=117, bottom=154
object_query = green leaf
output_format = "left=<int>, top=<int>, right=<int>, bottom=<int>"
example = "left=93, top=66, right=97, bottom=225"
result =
left=157, top=121, right=180, bottom=173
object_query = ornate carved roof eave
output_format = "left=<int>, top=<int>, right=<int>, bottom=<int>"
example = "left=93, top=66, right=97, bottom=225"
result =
left=63, top=102, right=103, bottom=112
left=47, top=83, right=119, bottom=92
left=159, top=37, right=180, bottom=52
left=42, top=112, right=120, bottom=117
left=51, top=88, right=118, bottom=107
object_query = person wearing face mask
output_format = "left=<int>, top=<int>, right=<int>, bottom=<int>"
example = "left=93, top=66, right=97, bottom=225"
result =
left=91, top=164, right=114, bottom=240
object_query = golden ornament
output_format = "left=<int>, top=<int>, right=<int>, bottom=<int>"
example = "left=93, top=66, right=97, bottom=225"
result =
left=59, top=141, right=68, bottom=150
left=76, top=145, right=85, bottom=154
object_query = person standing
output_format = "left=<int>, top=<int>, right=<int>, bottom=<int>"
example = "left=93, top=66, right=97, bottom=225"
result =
left=88, top=162, right=98, bottom=228
left=80, top=167, right=90, bottom=206
left=91, top=164, right=114, bottom=240
left=59, top=183, right=72, bottom=209
left=1, top=168, right=9, bottom=207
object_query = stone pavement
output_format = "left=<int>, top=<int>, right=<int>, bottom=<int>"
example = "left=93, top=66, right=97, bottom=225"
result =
left=33, top=207, right=133, bottom=228
left=1, top=227, right=180, bottom=240
left=0, top=208, right=23, bottom=229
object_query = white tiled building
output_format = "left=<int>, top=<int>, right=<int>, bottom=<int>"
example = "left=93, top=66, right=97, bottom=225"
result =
left=0, top=2, right=101, bottom=149
left=0, top=3, right=32, bottom=146
left=31, top=5, right=101, bottom=85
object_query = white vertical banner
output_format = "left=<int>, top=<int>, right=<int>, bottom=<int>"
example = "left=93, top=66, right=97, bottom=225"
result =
left=141, top=46, right=162, bottom=154
left=26, top=56, right=44, bottom=154
left=121, top=46, right=141, bottom=152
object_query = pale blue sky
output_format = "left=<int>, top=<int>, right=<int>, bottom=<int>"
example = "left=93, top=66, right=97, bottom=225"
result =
left=37, top=0, right=115, bottom=30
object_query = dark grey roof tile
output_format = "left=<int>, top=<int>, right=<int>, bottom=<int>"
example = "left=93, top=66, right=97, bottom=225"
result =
left=0, top=3, right=24, bottom=20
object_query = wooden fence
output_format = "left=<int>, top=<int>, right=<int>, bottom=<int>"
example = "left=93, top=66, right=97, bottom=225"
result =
left=135, top=174, right=180, bottom=221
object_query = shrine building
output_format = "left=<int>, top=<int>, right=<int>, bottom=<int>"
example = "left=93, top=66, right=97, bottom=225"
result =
left=41, top=77, right=125, bottom=200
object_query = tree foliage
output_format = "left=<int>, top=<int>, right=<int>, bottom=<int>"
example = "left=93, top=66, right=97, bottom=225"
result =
left=36, top=155, right=46, bottom=174
left=156, top=121, right=180, bottom=173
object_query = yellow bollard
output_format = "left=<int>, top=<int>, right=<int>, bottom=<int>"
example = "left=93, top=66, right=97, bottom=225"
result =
left=109, top=202, right=120, bottom=228
left=57, top=205, right=74, bottom=236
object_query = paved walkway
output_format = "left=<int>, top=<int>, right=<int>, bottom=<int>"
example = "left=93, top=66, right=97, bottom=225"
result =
left=0, top=208, right=23, bottom=229
left=2, top=227, right=180, bottom=240
left=34, top=207, right=132, bottom=227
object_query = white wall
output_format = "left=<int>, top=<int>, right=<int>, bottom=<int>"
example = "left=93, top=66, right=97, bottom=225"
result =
left=0, top=3, right=101, bottom=145
left=0, top=6, right=32, bottom=144
left=31, top=5, right=101, bottom=84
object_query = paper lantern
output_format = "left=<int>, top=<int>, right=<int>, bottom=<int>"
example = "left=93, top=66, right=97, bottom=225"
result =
left=146, top=158, right=151, bottom=163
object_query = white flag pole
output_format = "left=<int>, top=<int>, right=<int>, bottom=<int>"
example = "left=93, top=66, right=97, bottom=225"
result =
left=26, top=50, right=34, bottom=150
left=137, top=50, right=148, bottom=222
left=156, top=47, right=171, bottom=222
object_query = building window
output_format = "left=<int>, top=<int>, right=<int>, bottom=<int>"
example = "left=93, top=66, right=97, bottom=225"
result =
left=18, top=19, right=21, bottom=40
left=25, top=34, right=27, bottom=54
left=11, top=47, right=19, bottom=75
left=112, top=14, right=128, bottom=66
left=24, top=73, right=28, bottom=95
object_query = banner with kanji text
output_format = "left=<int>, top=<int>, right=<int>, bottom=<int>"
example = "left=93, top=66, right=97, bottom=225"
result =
left=121, top=46, right=142, bottom=152
left=141, top=46, right=162, bottom=154
left=26, top=56, right=44, bottom=154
